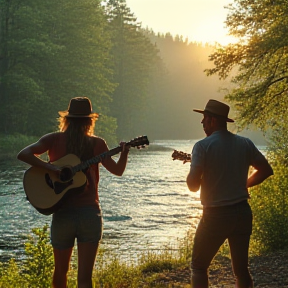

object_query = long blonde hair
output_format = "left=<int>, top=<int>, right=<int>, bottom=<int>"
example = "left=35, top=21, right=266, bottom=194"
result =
left=58, top=116, right=98, bottom=160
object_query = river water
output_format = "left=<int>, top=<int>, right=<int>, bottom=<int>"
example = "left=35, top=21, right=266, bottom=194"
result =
left=0, top=140, right=202, bottom=261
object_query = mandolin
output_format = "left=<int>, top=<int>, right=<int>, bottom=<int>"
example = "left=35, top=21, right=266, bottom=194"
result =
left=171, top=150, right=191, bottom=163
left=23, top=136, right=149, bottom=215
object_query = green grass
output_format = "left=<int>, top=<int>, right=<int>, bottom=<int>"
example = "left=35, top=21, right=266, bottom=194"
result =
left=0, top=226, right=192, bottom=288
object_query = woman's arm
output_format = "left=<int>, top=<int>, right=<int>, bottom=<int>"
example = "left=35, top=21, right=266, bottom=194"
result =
left=17, top=134, right=61, bottom=174
left=99, top=140, right=130, bottom=176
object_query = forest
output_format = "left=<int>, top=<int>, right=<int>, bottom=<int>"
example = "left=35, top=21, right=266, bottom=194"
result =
left=0, top=0, right=230, bottom=144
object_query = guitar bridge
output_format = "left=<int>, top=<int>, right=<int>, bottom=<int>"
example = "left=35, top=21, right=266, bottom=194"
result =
left=45, top=173, right=73, bottom=195
left=54, top=179, right=74, bottom=195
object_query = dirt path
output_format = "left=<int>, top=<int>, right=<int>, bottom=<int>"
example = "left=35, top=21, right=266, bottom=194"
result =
left=151, top=250, right=288, bottom=287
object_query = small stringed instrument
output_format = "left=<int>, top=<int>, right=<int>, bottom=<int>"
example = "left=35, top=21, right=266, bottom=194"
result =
left=171, top=150, right=191, bottom=163
left=23, top=136, right=149, bottom=215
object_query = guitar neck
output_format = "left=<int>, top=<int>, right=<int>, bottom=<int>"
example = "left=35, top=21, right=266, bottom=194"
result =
left=70, top=135, right=149, bottom=174
left=171, top=150, right=191, bottom=162
left=72, top=146, right=122, bottom=173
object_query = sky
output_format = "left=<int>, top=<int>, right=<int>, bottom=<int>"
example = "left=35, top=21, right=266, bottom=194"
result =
left=125, top=0, right=236, bottom=45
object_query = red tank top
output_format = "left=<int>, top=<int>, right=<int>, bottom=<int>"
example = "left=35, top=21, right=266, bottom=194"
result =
left=47, top=132, right=107, bottom=210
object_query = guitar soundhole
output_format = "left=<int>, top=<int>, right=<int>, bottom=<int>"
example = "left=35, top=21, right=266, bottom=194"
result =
left=45, top=173, right=54, bottom=189
left=60, top=167, right=73, bottom=182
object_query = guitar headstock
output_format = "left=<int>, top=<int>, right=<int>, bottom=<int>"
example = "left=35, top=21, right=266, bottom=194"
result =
left=127, top=135, right=149, bottom=149
left=172, top=150, right=191, bottom=162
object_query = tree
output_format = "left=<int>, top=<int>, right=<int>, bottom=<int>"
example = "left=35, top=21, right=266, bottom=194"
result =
left=41, top=0, right=117, bottom=142
left=0, top=0, right=58, bottom=134
left=0, top=0, right=117, bottom=143
left=205, top=0, right=288, bottom=156
left=104, top=0, right=162, bottom=139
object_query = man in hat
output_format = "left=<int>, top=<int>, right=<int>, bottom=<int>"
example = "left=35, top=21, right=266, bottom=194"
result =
left=186, top=99, right=273, bottom=288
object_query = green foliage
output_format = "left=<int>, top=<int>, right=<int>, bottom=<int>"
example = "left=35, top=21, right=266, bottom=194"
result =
left=250, top=158, right=288, bottom=253
left=267, top=113, right=288, bottom=164
left=96, top=114, right=118, bottom=146
left=23, top=225, right=54, bottom=288
left=95, top=255, right=142, bottom=287
left=0, top=259, right=27, bottom=288
left=105, top=1, right=163, bottom=139
left=138, top=250, right=180, bottom=274
left=0, top=133, right=38, bottom=160
left=205, top=0, right=288, bottom=151
left=0, top=0, right=116, bottom=137
left=137, top=234, right=191, bottom=277
left=0, top=225, right=53, bottom=288
left=0, top=225, right=189, bottom=287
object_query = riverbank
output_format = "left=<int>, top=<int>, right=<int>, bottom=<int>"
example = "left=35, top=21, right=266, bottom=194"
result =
left=149, top=249, right=288, bottom=287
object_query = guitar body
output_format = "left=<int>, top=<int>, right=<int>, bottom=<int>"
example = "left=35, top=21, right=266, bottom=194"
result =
left=23, top=154, right=87, bottom=215
left=22, top=135, right=149, bottom=215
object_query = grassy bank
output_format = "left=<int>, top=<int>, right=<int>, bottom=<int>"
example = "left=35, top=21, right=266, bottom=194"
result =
left=1, top=225, right=288, bottom=288
left=0, top=134, right=39, bottom=161
left=0, top=226, right=193, bottom=288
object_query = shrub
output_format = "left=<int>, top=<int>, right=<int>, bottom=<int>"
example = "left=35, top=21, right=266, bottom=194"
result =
left=22, top=225, right=54, bottom=288
left=250, top=159, right=288, bottom=253
left=0, top=225, right=54, bottom=288
left=0, top=259, right=27, bottom=288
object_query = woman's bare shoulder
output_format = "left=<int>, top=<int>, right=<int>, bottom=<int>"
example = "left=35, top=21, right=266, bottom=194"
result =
left=89, top=135, right=105, bottom=143
left=39, top=132, right=63, bottom=143
left=90, top=136, right=108, bottom=152
left=91, top=136, right=107, bottom=147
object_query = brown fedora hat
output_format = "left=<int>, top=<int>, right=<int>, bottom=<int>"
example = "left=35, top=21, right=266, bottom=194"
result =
left=193, top=99, right=234, bottom=122
left=58, top=97, right=99, bottom=118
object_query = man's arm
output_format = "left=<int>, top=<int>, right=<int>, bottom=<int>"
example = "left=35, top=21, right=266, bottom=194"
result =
left=186, top=166, right=202, bottom=192
left=247, top=158, right=273, bottom=188
left=186, top=143, right=203, bottom=192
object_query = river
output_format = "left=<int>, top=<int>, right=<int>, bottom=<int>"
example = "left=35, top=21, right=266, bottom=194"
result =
left=0, top=139, right=202, bottom=261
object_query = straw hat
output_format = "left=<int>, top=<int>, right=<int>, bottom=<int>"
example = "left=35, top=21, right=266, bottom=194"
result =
left=193, top=99, right=234, bottom=123
left=58, top=97, right=99, bottom=118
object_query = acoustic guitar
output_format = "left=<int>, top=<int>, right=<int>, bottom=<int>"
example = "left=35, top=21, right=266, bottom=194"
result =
left=23, top=136, right=149, bottom=215
left=171, top=150, right=191, bottom=163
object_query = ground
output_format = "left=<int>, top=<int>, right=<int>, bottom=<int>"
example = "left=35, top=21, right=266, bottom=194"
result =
left=150, top=250, right=288, bottom=287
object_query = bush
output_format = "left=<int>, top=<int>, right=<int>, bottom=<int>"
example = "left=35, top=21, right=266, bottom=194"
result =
left=0, top=225, right=53, bottom=288
left=250, top=159, right=288, bottom=253
left=0, top=259, right=27, bottom=288
left=23, top=225, right=54, bottom=288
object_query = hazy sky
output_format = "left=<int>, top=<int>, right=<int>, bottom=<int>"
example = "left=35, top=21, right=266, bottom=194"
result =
left=125, top=0, right=235, bottom=45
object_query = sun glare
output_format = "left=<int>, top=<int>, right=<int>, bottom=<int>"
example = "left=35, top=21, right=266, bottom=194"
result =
left=190, top=22, right=237, bottom=46
left=125, top=0, right=237, bottom=46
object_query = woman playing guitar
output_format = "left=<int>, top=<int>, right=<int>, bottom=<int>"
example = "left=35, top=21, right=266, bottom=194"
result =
left=17, top=97, right=130, bottom=288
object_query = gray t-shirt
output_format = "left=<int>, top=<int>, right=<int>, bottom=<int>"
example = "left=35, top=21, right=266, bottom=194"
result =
left=191, top=130, right=266, bottom=207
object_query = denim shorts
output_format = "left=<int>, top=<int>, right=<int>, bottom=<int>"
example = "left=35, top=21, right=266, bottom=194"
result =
left=50, top=206, right=103, bottom=250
